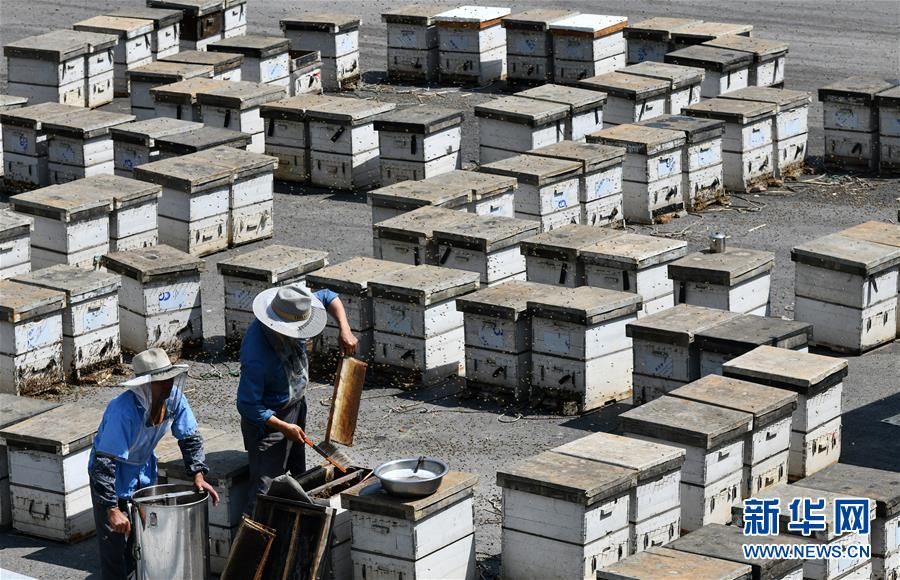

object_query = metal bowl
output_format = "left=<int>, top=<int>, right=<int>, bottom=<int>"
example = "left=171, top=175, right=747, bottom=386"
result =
left=374, top=457, right=449, bottom=498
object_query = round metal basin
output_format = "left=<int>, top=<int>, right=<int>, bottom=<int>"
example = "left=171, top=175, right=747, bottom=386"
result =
left=374, top=457, right=449, bottom=498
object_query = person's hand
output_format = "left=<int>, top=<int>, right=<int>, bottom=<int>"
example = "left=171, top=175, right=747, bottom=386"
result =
left=339, top=328, right=358, bottom=356
left=107, top=507, right=131, bottom=536
left=281, top=422, right=307, bottom=445
left=194, top=472, right=221, bottom=506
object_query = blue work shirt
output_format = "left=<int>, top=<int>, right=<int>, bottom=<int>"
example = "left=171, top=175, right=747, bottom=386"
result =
left=237, top=288, right=337, bottom=428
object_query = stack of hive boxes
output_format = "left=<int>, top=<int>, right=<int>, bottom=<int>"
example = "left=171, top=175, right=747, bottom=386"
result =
left=703, top=36, right=789, bottom=88
left=196, top=80, right=285, bottom=153
left=369, top=179, right=470, bottom=225
left=623, top=17, right=702, bottom=64
left=374, top=105, right=464, bottom=184
left=517, top=84, right=607, bottom=141
left=127, top=62, right=213, bottom=121
left=578, top=72, right=667, bottom=127
left=443, top=170, right=518, bottom=217
left=664, top=45, right=753, bottom=99
left=475, top=96, right=568, bottom=164
left=434, top=6, right=511, bottom=86
left=259, top=94, right=337, bottom=183
left=818, top=77, right=896, bottom=172
left=1, top=103, right=84, bottom=187
left=622, top=62, right=704, bottom=114
left=148, top=0, right=226, bottom=52
left=150, top=77, right=231, bottom=122
left=65, top=175, right=161, bottom=252
left=839, top=220, right=900, bottom=339
left=161, top=50, right=243, bottom=81
left=44, top=109, right=135, bottom=184
left=502, top=9, right=574, bottom=87
left=208, top=35, right=291, bottom=88
left=876, top=85, right=900, bottom=173
left=520, top=224, right=623, bottom=288
left=223, top=0, right=248, bottom=38
left=287, top=49, right=323, bottom=97
left=0, top=210, right=33, bottom=281
left=372, top=206, right=472, bottom=266
left=382, top=5, right=449, bottom=83
left=105, top=7, right=183, bottom=59
left=280, top=14, right=361, bottom=91
left=549, top=14, right=628, bottom=84
left=73, top=16, right=155, bottom=97
left=110, top=118, right=203, bottom=177
left=0, top=95, right=30, bottom=176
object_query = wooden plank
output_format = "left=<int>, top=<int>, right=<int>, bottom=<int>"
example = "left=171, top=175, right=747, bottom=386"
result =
left=326, top=356, right=367, bottom=446
left=0, top=403, right=102, bottom=455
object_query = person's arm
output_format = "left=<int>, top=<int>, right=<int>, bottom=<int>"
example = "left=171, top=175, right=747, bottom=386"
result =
left=315, top=288, right=358, bottom=356
left=89, top=455, right=130, bottom=535
left=236, top=357, right=277, bottom=428
left=90, top=399, right=136, bottom=535
left=172, top=396, right=220, bottom=506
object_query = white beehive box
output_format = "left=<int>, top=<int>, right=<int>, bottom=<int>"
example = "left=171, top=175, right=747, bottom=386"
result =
left=280, top=14, right=362, bottom=92
left=475, top=96, right=568, bottom=164
left=665, top=45, right=753, bottom=99
left=599, top=546, right=753, bottom=580
left=258, top=94, right=341, bottom=183
left=0, top=210, right=34, bottom=281
left=110, top=117, right=203, bottom=177
left=619, top=396, right=752, bottom=531
left=208, top=35, right=292, bottom=87
left=369, top=265, right=479, bottom=384
left=156, top=126, right=251, bottom=159
left=703, top=36, right=789, bottom=88
left=223, top=0, right=247, bottom=38
left=520, top=224, right=623, bottom=288
left=1, top=102, right=85, bottom=187
left=374, top=105, right=464, bottom=184
left=101, top=244, right=205, bottom=353
left=669, top=21, right=754, bottom=51
left=548, top=14, right=628, bottom=85
left=126, top=61, right=214, bottom=120
left=9, top=183, right=111, bottom=270
left=683, top=97, right=777, bottom=192
left=105, top=7, right=183, bottom=59
left=67, top=30, right=120, bottom=109
left=694, top=313, right=812, bottom=376
left=160, top=50, right=243, bottom=82
left=440, top=170, right=518, bottom=217
left=434, top=6, right=511, bottom=86
left=722, top=346, right=848, bottom=481
left=528, top=286, right=642, bottom=412
left=196, top=80, right=286, bottom=153
left=14, top=265, right=122, bottom=380
left=73, top=16, right=155, bottom=97
left=0, top=95, right=30, bottom=177
left=517, top=84, right=607, bottom=141
left=840, top=220, right=900, bottom=337
left=622, top=62, right=704, bottom=115
left=74, top=174, right=163, bottom=252
left=626, top=304, right=741, bottom=404
left=876, top=86, right=900, bottom=173
left=147, top=0, right=226, bottom=51
left=288, top=49, right=324, bottom=97
left=382, top=5, right=451, bottom=83
left=668, top=247, right=775, bottom=316
left=151, top=77, right=231, bottom=123
left=368, top=179, right=470, bottom=226
left=818, top=77, right=896, bottom=172
left=623, top=18, right=703, bottom=64
left=578, top=72, right=667, bottom=127
left=43, top=108, right=135, bottom=184
left=581, top=232, right=688, bottom=316
left=373, top=206, right=473, bottom=266
left=498, top=451, right=635, bottom=580
left=501, top=9, right=574, bottom=87
left=587, top=124, right=686, bottom=224
left=4, top=31, right=93, bottom=108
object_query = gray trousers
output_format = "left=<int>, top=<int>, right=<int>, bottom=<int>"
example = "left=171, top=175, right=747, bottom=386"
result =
left=91, top=491, right=134, bottom=580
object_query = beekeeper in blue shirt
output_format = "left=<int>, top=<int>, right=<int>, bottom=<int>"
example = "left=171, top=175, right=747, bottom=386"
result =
left=88, top=348, right=220, bottom=580
left=237, top=284, right=357, bottom=514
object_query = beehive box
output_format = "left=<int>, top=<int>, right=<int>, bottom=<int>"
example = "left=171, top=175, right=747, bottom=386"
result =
left=548, top=14, right=628, bottom=85
left=520, top=224, right=623, bottom=288
left=581, top=232, right=688, bottom=317
left=554, top=433, right=686, bottom=554
left=501, top=9, right=574, bottom=87
left=669, top=247, right=775, bottom=316
left=683, top=98, right=777, bottom=192
left=818, top=77, right=897, bottom=171
left=73, top=16, right=155, bottom=97
left=528, top=286, right=641, bottom=412
left=588, top=124, right=686, bottom=224
left=1, top=102, right=84, bottom=187
left=217, top=245, right=328, bottom=340
left=669, top=21, right=754, bottom=51
left=839, top=220, right=900, bottom=336
left=722, top=346, right=848, bottom=481
left=626, top=304, right=741, bottom=404
left=196, top=80, right=286, bottom=153
left=147, top=0, right=226, bottom=51
left=623, top=17, right=703, bottom=64
left=156, top=126, right=251, bottom=159
left=208, top=35, right=292, bottom=87
left=101, top=244, right=205, bottom=353
left=598, top=546, right=753, bottom=580
left=704, top=36, right=789, bottom=88
left=279, top=14, right=362, bottom=91
left=105, top=7, right=183, bottom=59
left=374, top=105, right=464, bottom=184
left=0, top=95, right=30, bottom=177
left=160, top=49, right=244, bottom=82
left=150, top=77, right=232, bottom=123
left=223, top=0, right=247, bottom=38
left=434, top=6, right=511, bottom=86
left=43, top=108, right=134, bottom=184
left=382, top=5, right=452, bottom=83
left=126, top=61, right=214, bottom=120
left=694, top=314, right=812, bottom=376
left=577, top=72, right=667, bottom=127
left=373, top=206, right=474, bottom=266
left=110, top=117, right=203, bottom=177
left=517, top=84, right=607, bottom=141
left=368, top=178, right=470, bottom=225
left=622, top=62, right=704, bottom=115
left=440, top=170, right=518, bottom=217
left=619, top=396, right=752, bottom=531
left=665, top=45, right=753, bottom=99
left=259, top=94, right=341, bottom=183
left=791, top=232, right=900, bottom=353
left=876, top=86, right=900, bottom=173
left=498, top=451, right=635, bottom=579
left=288, top=49, right=324, bottom=96
left=475, top=96, right=567, bottom=164
left=0, top=210, right=33, bottom=281
left=73, top=174, right=163, bottom=252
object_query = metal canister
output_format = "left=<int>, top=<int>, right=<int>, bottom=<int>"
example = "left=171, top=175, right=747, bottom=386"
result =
left=709, top=233, right=727, bottom=253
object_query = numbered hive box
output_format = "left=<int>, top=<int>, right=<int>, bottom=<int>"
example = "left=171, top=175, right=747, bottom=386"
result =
left=289, top=50, right=323, bottom=96
left=479, top=154, right=583, bottom=231
left=368, top=178, right=470, bottom=225
left=9, top=183, right=111, bottom=270
left=374, top=105, right=463, bottom=185
left=818, top=77, right=896, bottom=171
left=581, top=232, right=687, bottom=317
left=70, top=30, right=120, bottom=110
left=43, top=108, right=134, bottom=184
left=588, top=124, right=686, bottom=224
left=156, top=126, right=251, bottom=159
left=528, top=286, right=641, bottom=412
left=433, top=214, right=538, bottom=287
left=549, top=14, right=628, bottom=85
left=374, top=206, right=476, bottom=266
left=4, top=30, right=92, bottom=108
left=0, top=280, right=65, bottom=395
left=440, top=170, right=518, bottom=217
left=280, top=14, right=361, bottom=91
left=620, top=396, right=752, bottom=531
left=101, top=244, right=204, bottom=353
left=160, top=50, right=243, bottom=82
left=208, top=35, right=291, bottom=87
left=694, top=314, right=811, bottom=377
left=554, top=433, right=686, bottom=554
left=133, top=155, right=231, bottom=256
left=259, top=94, right=340, bottom=183
left=501, top=9, right=574, bottom=87
left=669, top=22, right=754, bottom=51
left=126, top=61, right=214, bottom=120
left=703, top=36, right=789, bottom=88
left=791, top=233, right=900, bottom=353
left=74, top=174, right=162, bottom=252
left=599, top=546, right=752, bottom=580
left=668, top=247, right=775, bottom=316
left=624, top=17, right=703, bottom=64
left=722, top=346, right=848, bottom=481
left=839, top=220, right=900, bottom=336
left=475, top=96, right=567, bottom=164
left=197, top=80, right=286, bottom=153
left=0, top=210, right=33, bottom=281
left=520, top=224, right=624, bottom=288
left=147, top=0, right=225, bottom=51
left=626, top=304, right=741, bottom=404
left=665, top=46, right=752, bottom=99
left=382, top=4, right=450, bottom=83
left=622, top=62, right=704, bottom=114
left=73, top=16, right=155, bottom=97
left=518, top=84, right=607, bottom=141
left=223, top=0, right=247, bottom=37
left=0, top=96, right=30, bottom=176
left=683, top=98, right=776, bottom=192
left=578, top=72, right=667, bottom=127
left=369, top=265, right=479, bottom=384
left=13, top=265, right=122, bottom=380
left=105, top=7, right=183, bottom=58
left=1, top=102, right=87, bottom=187
left=342, top=471, right=477, bottom=580
left=876, top=86, right=900, bottom=173
left=151, top=77, right=231, bottom=123
left=434, top=6, right=510, bottom=86
left=111, top=117, right=202, bottom=177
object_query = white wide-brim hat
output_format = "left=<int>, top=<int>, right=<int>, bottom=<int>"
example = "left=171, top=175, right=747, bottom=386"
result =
left=252, top=284, right=327, bottom=339
left=121, top=348, right=188, bottom=386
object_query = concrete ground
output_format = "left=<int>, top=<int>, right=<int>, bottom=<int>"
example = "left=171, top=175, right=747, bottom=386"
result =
left=1, top=0, right=899, bottom=578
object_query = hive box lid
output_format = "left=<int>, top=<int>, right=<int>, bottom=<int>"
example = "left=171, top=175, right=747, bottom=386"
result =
left=134, top=154, right=233, bottom=192
left=77, top=175, right=163, bottom=210
left=683, top=97, right=777, bottom=123
left=624, top=61, right=705, bottom=89
left=517, top=84, right=607, bottom=114
left=668, top=247, right=775, bottom=285
left=0, top=95, right=29, bottom=112
left=718, top=87, right=810, bottom=111
left=840, top=220, right=900, bottom=249
left=791, top=232, right=900, bottom=276
left=578, top=71, right=668, bottom=100
left=527, top=285, right=642, bottom=325
left=158, top=428, right=248, bottom=484
left=434, top=6, right=511, bottom=26
left=369, top=265, right=480, bottom=305
left=147, top=0, right=225, bottom=17
left=155, top=126, right=252, bottom=154
left=588, top=124, right=685, bottom=155
left=305, top=257, right=414, bottom=296
left=474, top=96, right=569, bottom=126
left=580, top=232, right=688, bottom=270
left=626, top=304, right=742, bottom=346
left=0, top=102, right=84, bottom=129
left=127, top=61, right=215, bottom=84
left=529, top=141, right=626, bottom=173
left=279, top=13, right=362, bottom=32
left=259, top=95, right=344, bottom=122
left=342, top=471, right=478, bottom=521
left=0, top=209, right=33, bottom=242
left=110, top=117, right=204, bottom=147
left=14, top=264, right=121, bottom=301
left=722, top=345, right=849, bottom=396
left=0, top=403, right=102, bottom=455
left=479, top=155, right=582, bottom=186
left=373, top=206, right=474, bottom=243
left=669, top=375, right=797, bottom=429
left=433, top=214, right=540, bottom=253
left=150, top=77, right=233, bottom=104
left=501, top=9, right=574, bottom=30
left=217, top=245, right=328, bottom=283
left=670, top=21, right=754, bottom=43
left=10, top=184, right=112, bottom=222
left=0, top=280, right=66, bottom=324
left=438, top=170, right=517, bottom=200
left=74, top=15, right=156, bottom=39
left=519, top=223, right=623, bottom=260
left=497, top=451, right=636, bottom=506
left=624, top=17, right=703, bottom=41
left=639, top=114, right=727, bottom=145
left=381, top=4, right=454, bottom=26
left=694, top=314, right=812, bottom=355
left=105, top=7, right=184, bottom=27
left=0, top=394, right=59, bottom=431
left=875, top=85, right=900, bottom=107
left=665, top=45, right=754, bottom=72
left=196, top=80, right=286, bottom=110
left=102, top=244, right=205, bottom=282
left=797, top=464, right=900, bottom=519
left=554, top=432, right=686, bottom=482
left=4, top=30, right=98, bottom=61
left=42, top=109, right=135, bottom=140
left=598, top=546, right=753, bottom=580
left=703, top=35, right=789, bottom=59
left=373, top=105, right=464, bottom=134
left=192, top=145, right=278, bottom=176
left=549, top=14, right=627, bottom=37
left=818, top=76, right=897, bottom=104
left=368, top=179, right=470, bottom=211
left=455, top=280, right=558, bottom=320
left=619, top=396, right=752, bottom=449
left=208, top=35, right=291, bottom=58
left=304, top=97, right=396, bottom=125
left=160, top=50, right=244, bottom=75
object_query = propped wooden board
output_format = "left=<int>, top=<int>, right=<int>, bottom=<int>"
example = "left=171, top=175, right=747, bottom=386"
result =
left=326, top=356, right=367, bottom=446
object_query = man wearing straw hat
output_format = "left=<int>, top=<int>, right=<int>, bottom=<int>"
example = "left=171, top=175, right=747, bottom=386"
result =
left=237, top=284, right=357, bottom=514
left=88, top=348, right=221, bottom=580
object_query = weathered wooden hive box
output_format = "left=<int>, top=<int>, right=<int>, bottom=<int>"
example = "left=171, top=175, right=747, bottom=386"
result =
left=669, top=21, right=754, bottom=51
left=147, top=0, right=226, bottom=51
left=258, top=94, right=340, bottom=183
left=475, top=95, right=567, bottom=164
left=105, top=7, right=184, bottom=59
left=434, top=6, right=511, bottom=86
left=876, top=85, right=900, bottom=173
left=0, top=280, right=65, bottom=395
left=818, top=77, right=896, bottom=171
left=0, top=210, right=33, bottom=281
left=126, top=61, right=214, bottom=120
left=208, top=35, right=291, bottom=87
left=369, top=264, right=479, bottom=384
left=373, top=206, right=474, bottom=266
left=624, top=17, right=703, bottom=64
left=156, top=125, right=251, bottom=159
left=14, top=265, right=122, bottom=380
left=548, top=14, right=628, bottom=85
left=304, top=97, right=396, bottom=191
left=368, top=174, right=470, bottom=225
left=73, top=16, right=155, bottom=97
left=101, top=244, right=205, bottom=353
left=217, top=244, right=328, bottom=340
left=668, top=247, right=775, bottom=316
left=374, top=105, right=464, bottom=184
left=222, top=0, right=248, bottom=38
left=722, top=345, right=848, bottom=481
left=440, top=169, right=518, bottom=217
left=588, top=124, right=686, bottom=224
left=382, top=4, right=451, bottom=83
left=619, top=395, right=752, bottom=531
left=665, top=45, right=753, bottom=99
left=9, top=183, right=111, bottom=270
left=42, top=108, right=134, bottom=184
left=520, top=224, right=623, bottom=288
left=578, top=72, right=667, bottom=126
left=598, top=546, right=753, bottom=580
left=68, top=30, right=120, bottom=109
left=517, top=84, right=607, bottom=141
left=480, top=154, right=583, bottom=231
left=0, top=404, right=101, bottom=542
left=1, top=102, right=84, bottom=187
left=839, top=220, right=900, bottom=336
left=0, top=95, right=30, bottom=177
left=110, top=117, right=203, bottom=177
left=683, top=97, right=776, bottom=192
left=498, top=450, right=635, bottom=579
left=626, top=304, right=741, bottom=404
left=622, top=62, right=705, bottom=114
left=501, top=9, right=574, bottom=87
left=306, top=257, right=414, bottom=361
left=280, top=14, right=362, bottom=91
left=703, top=35, right=789, bottom=88
left=791, top=232, right=900, bottom=353
left=694, top=313, right=812, bottom=376
left=160, top=49, right=244, bottom=82
left=580, top=232, right=688, bottom=317
left=287, top=49, right=323, bottom=97
left=196, top=80, right=286, bottom=153
left=528, top=286, right=641, bottom=412
left=554, top=432, right=686, bottom=555
left=66, top=174, right=161, bottom=252
left=342, top=471, right=478, bottom=580
left=150, top=77, right=232, bottom=123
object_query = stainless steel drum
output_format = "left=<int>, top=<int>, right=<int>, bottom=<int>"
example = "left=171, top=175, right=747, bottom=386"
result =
left=131, top=483, right=210, bottom=580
